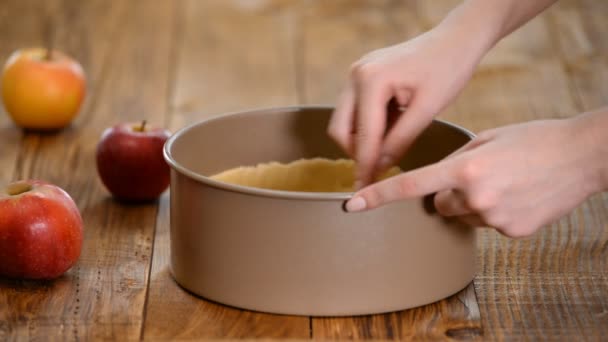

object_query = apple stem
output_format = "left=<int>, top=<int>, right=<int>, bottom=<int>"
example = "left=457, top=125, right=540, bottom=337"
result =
left=6, top=182, right=33, bottom=196
left=140, top=120, right=147, bottom=132
left=45, top=47, right=53, bottom=61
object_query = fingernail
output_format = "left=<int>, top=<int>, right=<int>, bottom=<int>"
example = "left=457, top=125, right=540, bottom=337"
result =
left=345, top=197, right=367, bottom=212
left=378, top=155, right=394, bottom=171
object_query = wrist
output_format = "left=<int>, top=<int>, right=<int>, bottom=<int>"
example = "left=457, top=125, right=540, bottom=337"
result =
left=595, top=117, right=608, bottom=191
left=570, top=108, right=608, bottom=193
left=437, top=0, right=559, bottom=65
left=436, top=0, right=505, bottom=63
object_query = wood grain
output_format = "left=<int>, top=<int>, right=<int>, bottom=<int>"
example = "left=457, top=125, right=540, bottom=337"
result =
left=445, top=60, right=579, bottom=132
left=142, top=1, right=309, bottom=339
left=167, top=0, right=298, bottom=129
left=0, top=0, right=175, bottom=340
left=299, top=2, right=482, bottom=339
left=297, top=0, right=424, bottom=104
left=0, top=0, right=47, bottom=183
left=311, top=284, right=481, bottom=340
left=548, top=0, right=608, bottom=110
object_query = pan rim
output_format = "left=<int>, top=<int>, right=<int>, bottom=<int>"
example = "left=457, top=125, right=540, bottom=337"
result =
left=163, top=105, right=475, bottom=201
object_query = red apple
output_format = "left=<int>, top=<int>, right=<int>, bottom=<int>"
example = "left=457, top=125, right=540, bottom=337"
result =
left=0, top=180, right=83, bottom=280
left=1, top=48, right=86, bottom=131
left=96, top=121, right=171, bottom=201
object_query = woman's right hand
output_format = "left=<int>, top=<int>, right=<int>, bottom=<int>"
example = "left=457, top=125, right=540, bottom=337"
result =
left=344, top=112, right=608, bottom=238
left=327, top=21, right=491, bottom=188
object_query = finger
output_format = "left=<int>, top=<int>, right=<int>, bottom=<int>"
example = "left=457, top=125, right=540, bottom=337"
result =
left=354, top=79, right=392, bottom=188
left=373, top=97, right=408, bottom=178
left=434, top=189, right=471, bottom=217
left=385, top=92, right=410, bottom=134
left=442, top=135, right=490, bottom=162
left=394, top=87, right=412, bottom=109
left=456, top=214, right=486, bottom=227
left=385, top=98, right=403, bottom=133
left=345, top=156, right=463, bottom=212
left=379, top=94, right=435, bottom=172
left=328, top=84, right=356, bottom=157
left=443, top=140, right=476, bottom=161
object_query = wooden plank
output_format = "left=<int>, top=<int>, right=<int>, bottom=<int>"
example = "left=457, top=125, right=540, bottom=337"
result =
left=142, top=1, right=310, bottom=339
left=0, top=0, right=47, bottom=183
left=300, top=1, right=482, bottom=339
left=167, top=0, right=299, bottom=129
left=445, top=60, right=579, bottom=132
left=546, top=0, right=608, bottom=65
left=547, top=0, right=608, bottom=109
left=0, top=0, right=175, bottom=340
left=312, top=284, right=481, bottom=339
left=566, top=56, right=608, bottom=111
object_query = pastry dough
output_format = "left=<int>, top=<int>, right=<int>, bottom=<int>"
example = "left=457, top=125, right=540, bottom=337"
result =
left=210, top=158, right=401, bottom=192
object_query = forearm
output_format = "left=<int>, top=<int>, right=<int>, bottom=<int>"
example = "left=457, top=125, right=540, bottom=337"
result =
left=468, top=0, right=558, bottom=41
left=436, top=0, right=558, bottom=62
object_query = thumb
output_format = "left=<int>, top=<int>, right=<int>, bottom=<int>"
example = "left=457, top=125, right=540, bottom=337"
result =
left=344, top=156, right=462, bottom=212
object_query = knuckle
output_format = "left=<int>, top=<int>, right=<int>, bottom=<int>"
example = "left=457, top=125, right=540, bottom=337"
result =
left=433, top=191, right=454, bottom=216
left=357, top=160, right=375, bottom=174
left=350, top=61, right=381, bottom=81
left=468, top=191, right=497, bottom=211
left=475, top=129, right=496, bottom=142
left=355, top=129, right=381, bottom=147
left=327, top=127, right=349, bottom=149
left=433, top=196, right=448, bottom=215
left=482, top=210, right=507, bottom=228
left=397, top=176, right=419, bottom=197
left=326, top=124, right=342, bottom=141
left=466, top=196, right=484, bottom=212
left=355, top=128, right=372, bottom=141
left=415, top=101, right=439, bottom=118
left=456, top=159, right=483, bottom=185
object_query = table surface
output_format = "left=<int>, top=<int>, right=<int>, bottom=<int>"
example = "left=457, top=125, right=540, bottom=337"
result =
left=0, top=0, right=607, bottom=340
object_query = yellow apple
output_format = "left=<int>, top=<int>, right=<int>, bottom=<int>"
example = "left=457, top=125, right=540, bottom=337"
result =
left=1, top=48, right=86, bottom=131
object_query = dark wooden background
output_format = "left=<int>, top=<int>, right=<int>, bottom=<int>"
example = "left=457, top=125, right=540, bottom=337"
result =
left=0, top=0, right=606, bottom=340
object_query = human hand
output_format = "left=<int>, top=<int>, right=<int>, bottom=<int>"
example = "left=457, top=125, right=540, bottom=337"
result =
left=327, top=25, right=489, bottom=189
left=344, top=116, right=607, bottom=238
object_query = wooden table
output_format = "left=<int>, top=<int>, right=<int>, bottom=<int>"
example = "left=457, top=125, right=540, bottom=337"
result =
left=0, top=1, right=606, bottom=340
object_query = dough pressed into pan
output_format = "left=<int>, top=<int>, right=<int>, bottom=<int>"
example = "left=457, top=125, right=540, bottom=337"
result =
left=210, top=158, right=401, bottom=192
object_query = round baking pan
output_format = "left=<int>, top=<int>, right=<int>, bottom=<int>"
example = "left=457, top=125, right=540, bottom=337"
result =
left=163, top=106, right=476, bottom=316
